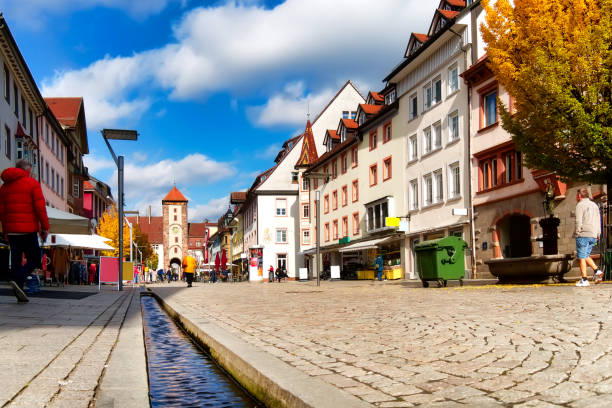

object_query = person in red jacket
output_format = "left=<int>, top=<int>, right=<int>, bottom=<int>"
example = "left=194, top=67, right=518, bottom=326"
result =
left=0, top=159, right=49, bottom=302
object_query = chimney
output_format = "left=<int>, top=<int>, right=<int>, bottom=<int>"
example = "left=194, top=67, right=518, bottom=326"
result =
left=148, top=205, right=151, bottom=224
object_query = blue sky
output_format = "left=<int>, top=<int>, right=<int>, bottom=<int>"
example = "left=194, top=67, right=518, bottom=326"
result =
left=0, top=0, right=430, bottom=221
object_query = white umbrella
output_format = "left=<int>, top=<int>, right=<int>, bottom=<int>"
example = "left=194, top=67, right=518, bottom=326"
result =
left=43, top=234, right=114, bottom=250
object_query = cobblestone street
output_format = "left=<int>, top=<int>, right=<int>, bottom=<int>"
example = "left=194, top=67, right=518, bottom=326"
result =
left=151, top=281, right=612, bottom=407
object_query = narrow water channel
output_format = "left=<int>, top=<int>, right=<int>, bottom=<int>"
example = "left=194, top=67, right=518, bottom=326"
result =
left=141, top=295, right=262, bottom=408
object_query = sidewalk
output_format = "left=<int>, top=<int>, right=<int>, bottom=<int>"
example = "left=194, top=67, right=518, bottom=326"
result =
left=0, top=284, right=148, bottom=408
left=149, top=280, right=612, bottom=407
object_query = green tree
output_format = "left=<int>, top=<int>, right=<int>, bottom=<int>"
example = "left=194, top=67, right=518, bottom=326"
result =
left=481, top=0, right=612, bottom=185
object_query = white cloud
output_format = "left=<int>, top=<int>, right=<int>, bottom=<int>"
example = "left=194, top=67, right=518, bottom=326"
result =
left=254, top=144, right=281, bottom=159
left=83, top=154, right=115, bottom=175
left=248, top=81, right=334, bottom=127
left=40, top=0, right=432, bottom=129
left=188, top=197, right=230, bottom=222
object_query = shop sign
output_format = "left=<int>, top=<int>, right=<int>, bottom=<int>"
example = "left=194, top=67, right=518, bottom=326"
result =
left=385, top=217, right=400, bottom=227
left=339, top=237, right=350, bottom=244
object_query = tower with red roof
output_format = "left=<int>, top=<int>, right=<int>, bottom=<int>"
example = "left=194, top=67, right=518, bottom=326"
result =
left=162, top=186, right=188, bottom=271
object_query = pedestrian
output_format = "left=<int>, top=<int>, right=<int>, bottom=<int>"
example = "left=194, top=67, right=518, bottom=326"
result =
left=182, top=253, right=196, bottom=287
left=0, top=159, right=49, bottom=302
left=210, top=268, right=217, bottom=283
left=575, top=188, right=603, bottom=286
left=269, top=265, right=275, bottom=282
left=166, top=268, right=172, bottom=283
left=374, top=254, right=384, bottom=281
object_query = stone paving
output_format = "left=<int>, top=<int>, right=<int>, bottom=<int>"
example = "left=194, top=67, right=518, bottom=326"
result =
left=150, top=280, right=612, bottom=407
left=0, top=285, right=141, bottom=408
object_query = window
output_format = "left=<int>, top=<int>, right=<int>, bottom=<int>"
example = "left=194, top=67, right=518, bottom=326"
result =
left=302, top=177, right=309, bottom=191
left=45, top=124, right=49, bottom=145
left=333, top=220, right=338, bottom=240
left=385, top=89, right=396, bottom=105
left=3, top=64, right=9, bottom=102
left=342, top=111, right=349, bottom=119
left=46, top=162, right=49, bottom=185
left=175, top=237, right=178, bottom=243
left=409, top=135, right=418, bottom=161
left=28, top=109, right=33, bottom=136
left=16, top=138, right=23, bottom=159
left=73, top=178, right=79, bottom=198
left=352, top=212, right=360, bottom=235
left=433, top=121, right=442, bottom=149
left=366, top=200, right=389, bottom=232
left=423, top=76, right=441, bottom=110
left=434, top=170, right=443, bottom=202
left=52, top=132, right=55, bottom=154
left=341, top=185, right=348, bottom=206
left=303, top=230, right=310, bottom=245
left=21, top=97, right=25, bottom=125
left=324, top=194, right=329, bottom=213
left=313, top=178, right=318, bottom=189
left=351, top=111, right=357, bottom=119
left=369, top=164, right=378, bottom=186
left=369, top=131, right=377, bottom=150
left=332, top=190, right=338, bottom=210
left=276, top=229, right=287, bottom=243
left=423, top=127, right=432, bottom=154
left=477, top=149, right=523, bottom=191
left=276, top=199, right=287, bottom=216
left=341, top=153, right=348, bottom=174
left=383, top=122, right=392, bottom=143
left=324, top=223, right=330, bottom=242
left=302, top=204, right=309, bottom=219
left=448, top=64, right=459, bottom=94
left=448, top=111, right=459, bottom=141
left=484, top=91, right=497, bottom=127
left=196, top=241, right=200, bottom=246
left=409, top=93, right=418, bottom=120
left=61, top=178, right=64, bottom=199
left=409, top=179, right=419, bottom=210
left=174, top=248, right=177, bottom=254
left=13, top=83, right=18, bottom=116
left=383, top=157, right=392, bottom=181
left=60, top=145, right=64, bottom=164
left=352, top=179, right=359, bottom=202
left=423, top=174, right=433, bottom=206
left=449, top=163, right=461, bottom=198
left=332, top=160, right=337, bottom=179
left=174, top=215, right=177, bottom=221
left=342, top=216, right=348, bottom=238
left=351, top=146, right=358, bottom=167
left=51, top=169, right=55, bottom=191
left=4, top=126, right=10, bottom=159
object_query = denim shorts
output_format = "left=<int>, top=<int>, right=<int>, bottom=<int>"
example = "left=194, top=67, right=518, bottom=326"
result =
left=576, top=237, right=597, bottom=259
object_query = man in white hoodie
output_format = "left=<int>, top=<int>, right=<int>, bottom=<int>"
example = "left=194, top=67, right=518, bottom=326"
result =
left=575, top=188, right=603, bottom=286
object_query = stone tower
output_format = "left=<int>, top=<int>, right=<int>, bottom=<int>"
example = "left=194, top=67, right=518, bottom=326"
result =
left=162, top=186, right=188, bottom=271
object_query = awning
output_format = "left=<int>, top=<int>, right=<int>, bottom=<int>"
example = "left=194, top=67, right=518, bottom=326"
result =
left=46, top=206, right=91, bottom=234
left=338, top=237, right=391, bottom=253
left=298, top=248, right=317, bottom=256
left=43, top=234, right=114, bottom=250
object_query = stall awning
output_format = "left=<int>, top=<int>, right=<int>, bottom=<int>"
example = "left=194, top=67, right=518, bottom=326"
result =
left=298, top=248, right=317, bottom=256
left=43, top=234, right=114, bottom=250
left=46, top=206, right=91, bottom=234
left=338, top=237, right=391, bottom=253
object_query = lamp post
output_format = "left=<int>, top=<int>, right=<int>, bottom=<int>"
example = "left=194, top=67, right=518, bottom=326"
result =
left=304, top=172, right=330, bottom=287
left=124, top=217, right=133, bottom=262
left=102, top=129, right=138, bottom=291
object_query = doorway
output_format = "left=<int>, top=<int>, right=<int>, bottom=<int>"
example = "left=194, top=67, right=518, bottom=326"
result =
left=497, top=214, right=532, bottom=258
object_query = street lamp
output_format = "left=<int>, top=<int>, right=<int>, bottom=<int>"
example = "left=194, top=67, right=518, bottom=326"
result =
left=304, top=172, right=330, bottom=287
left=102, top=128, right=138, bottom=291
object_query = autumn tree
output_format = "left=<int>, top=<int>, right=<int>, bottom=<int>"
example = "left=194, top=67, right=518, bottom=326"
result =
left=96, top=205, right=130, bottom=257
left=481, top=0, right=612, bottom=186
left=133, top=224, right=158, bottom=269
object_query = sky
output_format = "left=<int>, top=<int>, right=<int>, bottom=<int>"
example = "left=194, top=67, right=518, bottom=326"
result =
left=0, top=0, right=431, bottom=222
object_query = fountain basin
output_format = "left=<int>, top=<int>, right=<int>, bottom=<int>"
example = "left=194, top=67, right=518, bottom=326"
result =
left=485, top=254, right=574, bottom=283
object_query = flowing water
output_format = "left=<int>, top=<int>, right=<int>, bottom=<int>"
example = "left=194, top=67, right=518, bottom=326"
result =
left=141, top=295, right=262, bottom=407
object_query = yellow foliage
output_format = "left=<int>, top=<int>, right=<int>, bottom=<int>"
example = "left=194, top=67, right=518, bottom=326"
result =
left=95, top=205, right=131, bottom=258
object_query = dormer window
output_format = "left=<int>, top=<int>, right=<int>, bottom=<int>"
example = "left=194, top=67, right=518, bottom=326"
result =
left=341, top=127, right=347, bottom=142
left=384, top=89, right=396, bottom=105
left=342, top=111, right=349, bottom=119
left=358, top=113, right=366, bottom=126
left=351, top=111, right=357, bottom=120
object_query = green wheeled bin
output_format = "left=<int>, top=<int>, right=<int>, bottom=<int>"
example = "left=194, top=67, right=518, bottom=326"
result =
left=414, top=236, right=468, bottom=287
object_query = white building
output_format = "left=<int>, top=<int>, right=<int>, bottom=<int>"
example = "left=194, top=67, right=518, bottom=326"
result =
left=242, top=81, right=364, bottom=281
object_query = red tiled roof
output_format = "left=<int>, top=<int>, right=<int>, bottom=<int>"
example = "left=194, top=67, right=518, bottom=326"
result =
left=188, top=222, right=208, bottom=237
left=369, top=91, right=384, bottom=102
left=126, top=216, right=164, bottom=244
left=162, top=186, right=188, bottom=202
left=341, top=118, right=358, bottom=129
left=446, top=0, right=466, bottom=7
left=295, top=120, right=319, bottom=168
left=328, top=130, right=339, bottom=140
left=413, top=33, right=429, bottom=43
left=230, top=191, right=247, bottom=202
left=83, top=180, right=94, bottom=190
left=359, top=104, right=383, bottom=115
left=438, top=9, right=460, bottom=19
left=45, top=97, right=83, bottom=128
left=305, top=135, right=358, bottom=171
